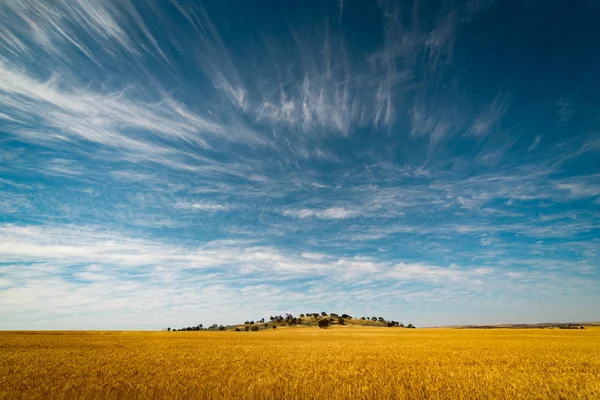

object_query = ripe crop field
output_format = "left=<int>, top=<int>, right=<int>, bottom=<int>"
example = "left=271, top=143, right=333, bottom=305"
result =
left=1, top=327, right=599, bottom=399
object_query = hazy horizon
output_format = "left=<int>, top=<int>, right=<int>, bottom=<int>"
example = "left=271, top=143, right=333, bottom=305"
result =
left=1, top=0, right=599, bottom=330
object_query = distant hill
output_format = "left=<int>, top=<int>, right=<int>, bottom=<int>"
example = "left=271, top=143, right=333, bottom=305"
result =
left=168, top=313, right=416, bottom=332
left=432, top=322, right=600, bottom=329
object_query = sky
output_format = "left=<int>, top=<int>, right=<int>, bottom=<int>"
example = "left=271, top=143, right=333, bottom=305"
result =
left=0, top=0, right=599, bottom=330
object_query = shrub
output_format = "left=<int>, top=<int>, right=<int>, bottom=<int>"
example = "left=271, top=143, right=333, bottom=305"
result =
left=321, top=312, right=328, bottom=317
left=272, top=326, right=277, bottom=329
left=407, top=324, right=415, bottom=329
left=218, top=325, right=225, bottom=331
left=318, top=319, right=329, bottom=329
left=244, top=326, right=250, bottom=332
left=264, top=323, right=269, bottom=327
left=299, top=314, right=305, bottom=318
left=371, top=317, right=377, bottom=321
left=338, top=317, right=345, bottom=325
left=361, top=317, right=366, bottom=320
left=234, top=328, right=241, bottom=332
left=250, top=325, right=259, bottom=332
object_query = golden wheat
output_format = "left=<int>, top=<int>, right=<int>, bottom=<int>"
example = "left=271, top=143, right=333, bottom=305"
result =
left=1, top=327, right=599, bottom=399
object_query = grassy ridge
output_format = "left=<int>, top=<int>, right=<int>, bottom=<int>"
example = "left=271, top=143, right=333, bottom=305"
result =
left=2, top=328, right=599, bottom=399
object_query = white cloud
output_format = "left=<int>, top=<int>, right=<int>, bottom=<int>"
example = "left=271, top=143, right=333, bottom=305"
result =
left=554, top=176, right=600, bottom=199
left=283, top=207, right=356, bottom=220
left=466, top=93, right=510, bottom=137
left=176, top=202, right=231, bottom=212
left=388, top=262, right=494, bottom=283
left=301, top=252, right=328, bottom=260
left=0, top=222, right=593, bottom=329
left=528, top=135, right=542, bottom=151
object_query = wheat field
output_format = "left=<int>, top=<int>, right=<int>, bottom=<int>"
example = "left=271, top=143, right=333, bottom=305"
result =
left=1, top=327, right=599, bottom=399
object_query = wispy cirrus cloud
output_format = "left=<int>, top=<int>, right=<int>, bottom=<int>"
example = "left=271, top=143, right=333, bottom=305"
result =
left=283, top=207, right=357, bottom=220
left=3, top=222, right=579, bottom=329
left=466, top=93, right=511, bottom=137
left=1, top=0, right=600, bottom=329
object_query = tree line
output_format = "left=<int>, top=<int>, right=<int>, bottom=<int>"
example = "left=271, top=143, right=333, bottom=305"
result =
left=167, top=312, right=415, bottom=332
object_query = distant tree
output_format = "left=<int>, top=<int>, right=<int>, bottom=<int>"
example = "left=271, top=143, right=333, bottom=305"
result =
left=272, top=326, right=277, bottom=329
left=378, top=317, right=385, bottom=322
left=321, top=311, right=328, bottom=316
left=244, top=326, right=250, bottom=332
left=244, top=321, right=249, bottom=325
left=387, top=322, right=394, bottom=327
left=199, top=324, right=203, bottom=330
left=580, top=326, right=585, bottom=329
left=338, top=317, right=346, bottom=325
left=341, top=314, right=351, bottom=319
left=399, top=322, right=404, bottom=328
left=361, top=316, right=366, bottom=320
left=407, top=324, right=415, bottom=329
left=264, top=323, right=269, bottom=327
left=260, top=318, right=264, bottom=323
left=218, top=325, right=225, bottom=331
left=234, top=328, right=241, bottom=332
left=318, top=319, right=329, bottom=329
left=167, top=327, right=171, bottom=331
left=312, top=313, right=319, bottom=318
left=270, top=316, right=274, bottom=321
left=250, top=325, right=259, bottom=332
left=299, top=314, right=305, bottom=318
left=371, top=317, right=377, bottom=321
left=330, top=313, right=338, bottom=317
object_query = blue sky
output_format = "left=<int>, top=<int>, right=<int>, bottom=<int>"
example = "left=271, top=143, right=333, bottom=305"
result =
left=0, top=0, right=599, bottom=329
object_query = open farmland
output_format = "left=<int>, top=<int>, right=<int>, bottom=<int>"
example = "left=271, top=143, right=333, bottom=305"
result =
left=1, top=327, right=599, bottom=399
